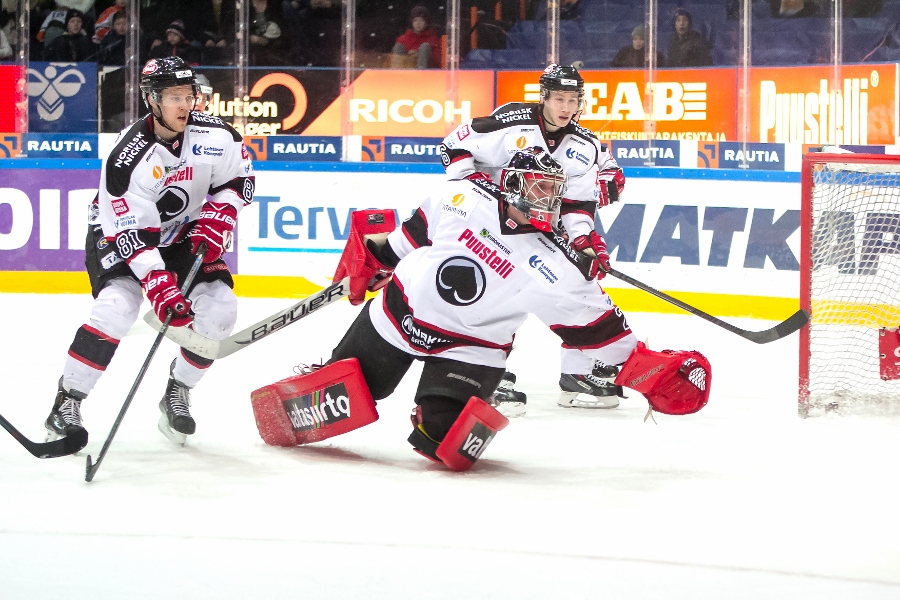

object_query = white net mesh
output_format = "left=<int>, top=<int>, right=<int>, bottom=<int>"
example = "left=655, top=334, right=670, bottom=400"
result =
left=805, top=158, right=900, bottom=415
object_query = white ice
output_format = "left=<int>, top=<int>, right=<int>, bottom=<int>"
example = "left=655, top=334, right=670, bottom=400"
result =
left=1, top=292, right=899, bottom=600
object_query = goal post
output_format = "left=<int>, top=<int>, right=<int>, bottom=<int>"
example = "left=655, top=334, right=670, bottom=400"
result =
left=800, top=152, right=900, bottom=417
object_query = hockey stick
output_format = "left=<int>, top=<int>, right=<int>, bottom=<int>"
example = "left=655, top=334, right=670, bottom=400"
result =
left=0, top=413, right=88, bottom=459
left=85, top=244, right=206, bottom=482
left=606, top=267, right=809, bottom=344
left=141, top=277, right=350, bottom=360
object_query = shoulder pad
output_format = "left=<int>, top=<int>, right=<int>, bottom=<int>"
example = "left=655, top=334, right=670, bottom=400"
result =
left=572, top=122, right=599, bottom=141
left=471, top=103, right=539, bottom=133
left=106, top=119, right=154, bottom=196
left=188, top=112, right=242, bottom=142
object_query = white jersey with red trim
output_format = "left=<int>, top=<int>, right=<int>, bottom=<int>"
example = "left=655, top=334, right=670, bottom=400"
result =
left=438, top=102, right=622, bottom=239
left=94, top=111, right=254, bottom=280
left=368, top=176, right=637, bottom=369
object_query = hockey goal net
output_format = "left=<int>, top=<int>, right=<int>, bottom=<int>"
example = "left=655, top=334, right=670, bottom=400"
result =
left=800, top=152, right=900, bottom=416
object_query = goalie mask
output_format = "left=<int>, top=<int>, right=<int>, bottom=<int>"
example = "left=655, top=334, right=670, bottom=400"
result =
left=501, top=147, right=566, bottom=232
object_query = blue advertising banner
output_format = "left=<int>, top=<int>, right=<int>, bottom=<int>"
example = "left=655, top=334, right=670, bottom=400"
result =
left=266, top=135, right=342, bottom=161
left=611, top=141, right=680, bottom=167
left=25, top=133, right=98, bottom=158
left=27, top=62, right=98, bottom=133
left=383, top=137, right=444, bottom=163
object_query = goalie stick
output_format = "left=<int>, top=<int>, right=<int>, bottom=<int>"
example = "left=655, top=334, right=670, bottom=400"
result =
left=142, top=277, right=350, bottom=360
left=606, top=267, right=809, bottom=344
left=0, top=413, right=88, bottom=458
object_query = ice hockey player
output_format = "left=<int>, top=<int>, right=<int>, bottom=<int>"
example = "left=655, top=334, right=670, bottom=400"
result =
left=44, top=56, right=254, bottom=446
left=439, top=63, right=626, bottom=415
left=194, top=72, right=214, bottom=112
left=268, top=147, right=710, bottom=471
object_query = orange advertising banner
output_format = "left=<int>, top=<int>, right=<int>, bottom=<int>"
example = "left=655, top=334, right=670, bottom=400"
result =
left=303, top=70, right=496, bottom=137
left=751, top=64, right=897, bottom=145
left=497, top=69, right=738, bottom=142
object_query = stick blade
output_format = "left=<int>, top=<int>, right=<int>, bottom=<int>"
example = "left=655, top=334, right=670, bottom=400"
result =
left=743, top=309, right=810, bottom=344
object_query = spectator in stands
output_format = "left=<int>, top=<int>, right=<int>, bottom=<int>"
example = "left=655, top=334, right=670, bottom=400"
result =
left=610, top=25, right=664, bottom=68
left=249, top=0, right=285, bottom=65
left=93, top=0, right=124, bottom=44
left=149, top=19, right=202, bottom=65
left=0, top=25, right=11, bottom=59
left=98, top=10, right=126, bottom=64
left=535, top=0, right=582, bottom=21
left=44, top=9, right=97, bottom=61
left=767, top=0, right=819, bottom=16
left=666, top=8, right=711, bottom=67
left=186, top=0, right=235, bottom=65
left=36, top=4, right=69, bottom=49
left=391, top=5, right=441, bottom=69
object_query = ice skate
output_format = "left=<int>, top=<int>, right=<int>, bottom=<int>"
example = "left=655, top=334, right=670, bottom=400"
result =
left=558, top=363, right=623, bottom=409
left=44, top=378, right=87, bottom=443
left=487, top=371, right=527, bottom=418
left=158, top=361, right=195, bottom=445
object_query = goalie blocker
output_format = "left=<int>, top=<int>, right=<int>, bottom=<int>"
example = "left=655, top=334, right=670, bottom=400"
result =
left=250, top=359, right=508, bottom=471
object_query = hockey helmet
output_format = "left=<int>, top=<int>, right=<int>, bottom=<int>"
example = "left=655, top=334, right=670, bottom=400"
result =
left=140, top=57, right=198, bottom=109
left=539, top=63, right=584, bottom=103
left=500, top=147, right=567, bottom=231
left=193, top=72, right=214, bottom=110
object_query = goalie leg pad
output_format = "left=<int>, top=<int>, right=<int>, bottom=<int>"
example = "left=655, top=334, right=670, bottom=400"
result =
left=407, top=396, right=509, bottom=471
left=250, top=358, right=378, bottom=446
left=614, top=342, right=712, bottom=415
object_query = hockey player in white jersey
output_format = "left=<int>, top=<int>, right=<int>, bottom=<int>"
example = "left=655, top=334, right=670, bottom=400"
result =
left=439, top=63, right=627, bottom=414
left=277, top=148, right=710, bottom=470
left=44, top=56, right=254, bottom=445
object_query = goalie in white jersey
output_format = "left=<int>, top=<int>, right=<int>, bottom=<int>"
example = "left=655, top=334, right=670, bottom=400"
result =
left=440, top=64, right=627, bottom=414
left=44, top=57, right=254, bottom=446
left=285, top=147, right=711, bottom=471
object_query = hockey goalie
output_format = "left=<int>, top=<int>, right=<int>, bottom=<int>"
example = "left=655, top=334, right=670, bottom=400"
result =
left=251, top=148, right=711, bottom=470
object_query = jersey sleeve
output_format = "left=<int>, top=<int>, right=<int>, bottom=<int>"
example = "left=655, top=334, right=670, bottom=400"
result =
left=439, top=107, right=521, bottom=180
left=385, top=190, right=445, bottom=260
left=208, top=125, right=255, bottom=213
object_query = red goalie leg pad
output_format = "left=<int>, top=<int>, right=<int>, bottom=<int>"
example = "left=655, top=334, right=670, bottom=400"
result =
left=332, top=210, right=397, bottom=305
left=614, top=342, right=712, bottom=415
left=249, top=358, right=378, bottom=446
left=435, top=397, right=509, bottom=471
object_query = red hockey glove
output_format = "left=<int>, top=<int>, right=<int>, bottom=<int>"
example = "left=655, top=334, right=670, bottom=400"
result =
left=189, top=202, right=237, bottom=263
left=141, top=270, right=193, bottom=327
left=598, top=169, right=625, bottom=207
left=333, top=210, right=397, bottom=305
left=571, top=231, right=611, bottom=280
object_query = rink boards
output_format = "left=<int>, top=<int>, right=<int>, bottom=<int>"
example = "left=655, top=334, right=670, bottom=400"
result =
left=0, top=160, right=803, bottom=320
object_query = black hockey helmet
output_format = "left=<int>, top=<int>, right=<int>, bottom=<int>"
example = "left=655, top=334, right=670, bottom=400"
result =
left=500, top=147, right=567, bottom=231
left=539, top=63, right=584, bottom=103
left=140, top=57, right=198, bottom=109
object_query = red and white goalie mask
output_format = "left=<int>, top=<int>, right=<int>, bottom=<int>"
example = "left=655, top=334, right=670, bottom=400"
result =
left=501, top=147, right=567, bottom=232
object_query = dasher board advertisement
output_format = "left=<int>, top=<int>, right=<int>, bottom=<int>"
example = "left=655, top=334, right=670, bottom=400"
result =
left=496, top=69, right=738, bottom=142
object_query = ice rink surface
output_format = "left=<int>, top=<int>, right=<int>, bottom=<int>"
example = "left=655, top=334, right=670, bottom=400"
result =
left=2, top=292, right=899, bottom=600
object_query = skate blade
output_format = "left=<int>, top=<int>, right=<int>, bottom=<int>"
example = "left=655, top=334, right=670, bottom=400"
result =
left=495, top=402, right=526, bottom=418
left=557, top=391, right=619, bottom=409
left=157, top=414, right=188, bottom=446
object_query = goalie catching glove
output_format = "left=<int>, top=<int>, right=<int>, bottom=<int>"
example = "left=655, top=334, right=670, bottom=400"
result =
left=333, top=210, right=398, bottom=305
left=141, top=270, right=193, bottom=327
left=189, top=201, right=237, bottom=263
left=614, top=342, right=712, bottom=415
left=571, top=231, right=611, bottom=280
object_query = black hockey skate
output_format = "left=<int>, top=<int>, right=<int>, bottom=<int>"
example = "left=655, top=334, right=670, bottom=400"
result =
left=158, top=361, right=195, bottom=445
left=487, top=371, right=527, bottom=418
left=45, top=378, right=87, bottom=443
left=558, top=363, right=623, bottom=409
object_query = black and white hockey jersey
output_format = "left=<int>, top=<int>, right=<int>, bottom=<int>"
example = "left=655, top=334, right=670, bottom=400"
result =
left=439, top=102, right=622, bottom=239
left=94, top=112, right=254, bottom=279
left=369, top=177, right=637, bottom=369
